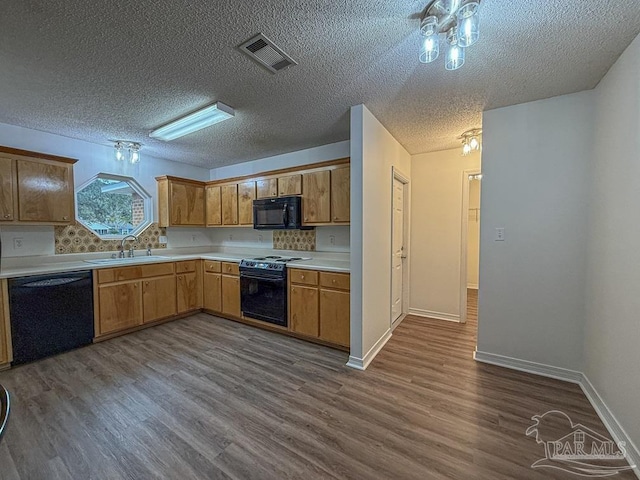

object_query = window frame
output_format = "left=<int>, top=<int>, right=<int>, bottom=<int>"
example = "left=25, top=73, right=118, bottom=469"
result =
left=75, top=173, right=153, bottom=240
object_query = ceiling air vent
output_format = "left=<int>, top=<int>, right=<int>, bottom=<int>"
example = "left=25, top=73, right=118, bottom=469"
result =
left=239, top=33, right=297, bottom=74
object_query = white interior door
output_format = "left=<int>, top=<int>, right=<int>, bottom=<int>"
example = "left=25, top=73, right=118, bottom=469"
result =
left=391, top=178, right=405, bottom=324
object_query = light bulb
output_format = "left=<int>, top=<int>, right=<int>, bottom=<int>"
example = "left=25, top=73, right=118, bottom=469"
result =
left=419, top=16, right=439, bottom=63
left=469, top=137, right=479, bottom=150
left=457, top=2, right=480, bottom=48
left=462, top=142, right=471, bottom=156
left=114, top=142, right=124, bottom=161
left=445, top=26, right=465, bottom=71
left=128, top=144, right=141, bottom=164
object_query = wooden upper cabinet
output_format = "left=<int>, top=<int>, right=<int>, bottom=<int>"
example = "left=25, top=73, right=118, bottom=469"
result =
left=206, top=185, right=222, bottom=226
left=0, top=157, right=15, bottom=222
left=278, top=174, right=302, bottom=196
left=256, top=178, right=278, bottom=199
left=170, top=181, right=205, bottom=226
left=237, top=181, right=256, bottom=225
left=17, top=158, right=74, bottom=223
left=302, top=170, right=331, bottom=223
left=331, top=166, right=350, bottom=223
left=221, top=184, right=238, bottom=225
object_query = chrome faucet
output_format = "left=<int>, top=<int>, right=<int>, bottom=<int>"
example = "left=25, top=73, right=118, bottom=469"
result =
left=120, top=234, right=138, bottom=258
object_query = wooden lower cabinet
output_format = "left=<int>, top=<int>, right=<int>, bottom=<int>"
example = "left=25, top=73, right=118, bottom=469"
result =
left=0, top=280, right=11, bottom=366
left=290, top=285, right=319, bottom=337
left=98, top=281, right=143, bottom=335
left=288, top=269, right=349, bottom=348
left=319, top=289, right=350, bottom=347
left=221, top=275, right=241, bottom=317
left=177, top=271, right=201, bottom=313
left=143, top=276, right=176, bottom=324
left=203, top=272, right=222, bottom=312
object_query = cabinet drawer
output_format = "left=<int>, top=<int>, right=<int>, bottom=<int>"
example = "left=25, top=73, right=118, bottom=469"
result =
left=289, top=269, right=318, bottom=286
left=319, top=272, right=350, bottom=290
left=222, top=262, right=239, bottom=276
left=141, top=262, right=174, bottom=278
left=204, top=260, right=222, bottom=273
left=175, top=260, right=197, bottom=273
left=98, top=266, right=142, bottom=284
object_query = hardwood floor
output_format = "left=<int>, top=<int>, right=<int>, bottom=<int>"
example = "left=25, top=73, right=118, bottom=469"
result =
left=0, top=290, right=634, bottom=479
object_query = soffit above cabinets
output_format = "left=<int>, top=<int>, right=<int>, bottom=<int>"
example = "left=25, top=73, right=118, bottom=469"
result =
left=0, top=0, right=638, bottom=167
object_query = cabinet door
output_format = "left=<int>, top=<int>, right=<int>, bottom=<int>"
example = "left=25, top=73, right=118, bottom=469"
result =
left=206, top=185, right=222, bottom=226
left=17, top=159, right=73, bottom=223
left=256, top=179, right=278, bottom=199
left=221, top=185, right=238, bottom=225
left=331, top=166, right=350, bottom=223
left=0, top=157, right=15, bottom=222
left=290, top=285, right=319, bottom=337
left=221, top=275, right=241, bottom=317
left=143, top=276, right=177, bottom=324
left=177, top=271, right=201, bottom=313
left=203, top=272, right=222, bottom=312
left=170, top=182, right=205, bottom=226
left=238, top=181, right=256, bottom=225
left=319, top=289, right=350, bottom=347
left=302, top=171, right=330, bottom=223
left=0, top=281, right=9, bottom=365
left=98, top=281, right=142, bottom=335
left=278, top=175, right=302, bottom=196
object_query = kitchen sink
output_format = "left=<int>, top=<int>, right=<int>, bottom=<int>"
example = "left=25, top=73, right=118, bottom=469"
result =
left=83, top=255, right=171, bottom=265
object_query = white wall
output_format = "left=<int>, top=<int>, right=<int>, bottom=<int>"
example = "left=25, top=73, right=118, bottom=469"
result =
left=349, top=105, right=411, bottom=368
left=584, top=34, right=640, bottom=457
left=409, top=149, right=481, bottom=320
left=467, top=179, right=481, bottom=288
left=0, top=122, right=213, bottom=256
left=209, top=141, right=350, bottom=180
left=477, top=91, right=593, bottom=371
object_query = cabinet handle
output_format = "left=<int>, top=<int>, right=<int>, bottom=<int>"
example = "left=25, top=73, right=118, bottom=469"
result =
left=145, top=281, right=149, bottom=285
left=3, top=214, right=11, bottom=219
left=62, top=216, right=69, bottom=220
left=334, top=217, right=338, bottom=221
left=332, top=279, right=337, bottom=284
left=178, top=275, right=183, bottom=280
left=133, top=284, right=138, bottom=288
left=300, top=275, right=305, bottom=279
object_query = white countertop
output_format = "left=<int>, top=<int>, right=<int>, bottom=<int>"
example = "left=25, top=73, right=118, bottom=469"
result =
left=0, top=249, right=349, bottom=279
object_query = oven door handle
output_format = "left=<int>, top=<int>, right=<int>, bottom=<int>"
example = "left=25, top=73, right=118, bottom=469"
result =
left=240, top=274, right=285, bottom=283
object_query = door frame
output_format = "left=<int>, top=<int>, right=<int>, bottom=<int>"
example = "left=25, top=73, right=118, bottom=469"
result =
left=391, top=167, right=410, bottom=330
left=459, top=168, right=481, bottom=324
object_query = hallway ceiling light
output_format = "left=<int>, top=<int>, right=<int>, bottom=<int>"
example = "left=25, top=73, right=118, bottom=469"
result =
left=460, top=128, right=482, bottom=156
left=419, top=0, right=481, bottom=71
left=113, top=141, right=142, bottom=164
left=150, top=102, right=235, bottom=141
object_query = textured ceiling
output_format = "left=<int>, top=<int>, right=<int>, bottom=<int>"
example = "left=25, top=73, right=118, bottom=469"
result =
left=0, top=1, right=639, bottom=167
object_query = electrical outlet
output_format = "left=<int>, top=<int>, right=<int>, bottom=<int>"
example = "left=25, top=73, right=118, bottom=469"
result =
left=258, top=234, right=263, bottom=243
left=13, top=237, right=23, bottom=249
left=329, top=235, right=336, bottom=245
left=191, top=235, right=197, bottom=243
left=229, top=234, right=233, bottom=241
left=495, top=227, right=505, bottom=241
left=159, top=236, right=168, bottom=244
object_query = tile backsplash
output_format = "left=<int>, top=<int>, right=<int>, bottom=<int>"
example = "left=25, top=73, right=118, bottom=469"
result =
left=54, top=222, right=167, bottom=254
left=272, top=230, right=316, bottom=251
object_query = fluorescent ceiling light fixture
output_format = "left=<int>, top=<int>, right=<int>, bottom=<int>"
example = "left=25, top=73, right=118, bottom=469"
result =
left=150, top=102, right=235, bottom=141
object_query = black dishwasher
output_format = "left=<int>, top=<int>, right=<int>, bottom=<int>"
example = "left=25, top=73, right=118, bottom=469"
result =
left=9, top=271, right=94, bottom=365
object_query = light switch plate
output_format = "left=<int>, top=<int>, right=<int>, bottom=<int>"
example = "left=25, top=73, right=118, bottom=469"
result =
left=495, top=228, right=505, bottom=241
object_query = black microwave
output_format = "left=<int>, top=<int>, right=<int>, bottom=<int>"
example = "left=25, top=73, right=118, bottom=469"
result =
left=253, top=196, right=309, bottom=230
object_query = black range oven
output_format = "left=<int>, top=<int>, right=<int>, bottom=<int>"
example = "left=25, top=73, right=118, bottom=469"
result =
left=240, top=258, right=288, bottom=326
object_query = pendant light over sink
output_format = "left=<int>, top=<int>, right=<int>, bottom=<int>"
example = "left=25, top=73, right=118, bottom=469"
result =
left=419, top=0, right=482, bottom=71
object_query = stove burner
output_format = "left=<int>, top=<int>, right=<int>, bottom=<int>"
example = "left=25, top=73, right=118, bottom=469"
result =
left=252, top=256, right=283, bottom=261
left=275, top=257, right=303, bottom=263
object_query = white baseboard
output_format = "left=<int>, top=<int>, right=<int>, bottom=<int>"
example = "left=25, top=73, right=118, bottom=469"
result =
left=580, top=375, right=640, bottom=478
left=346, top=328, right=392, bottom=371
left=473, top=350, right=583, bottom=384
left=467, top=284, right=479, bottom=289
left=408, top=308, right=460, bottom=323
left=391, top=313, right=407, bottom=331
left=474, top=350, right=639, bottom=478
